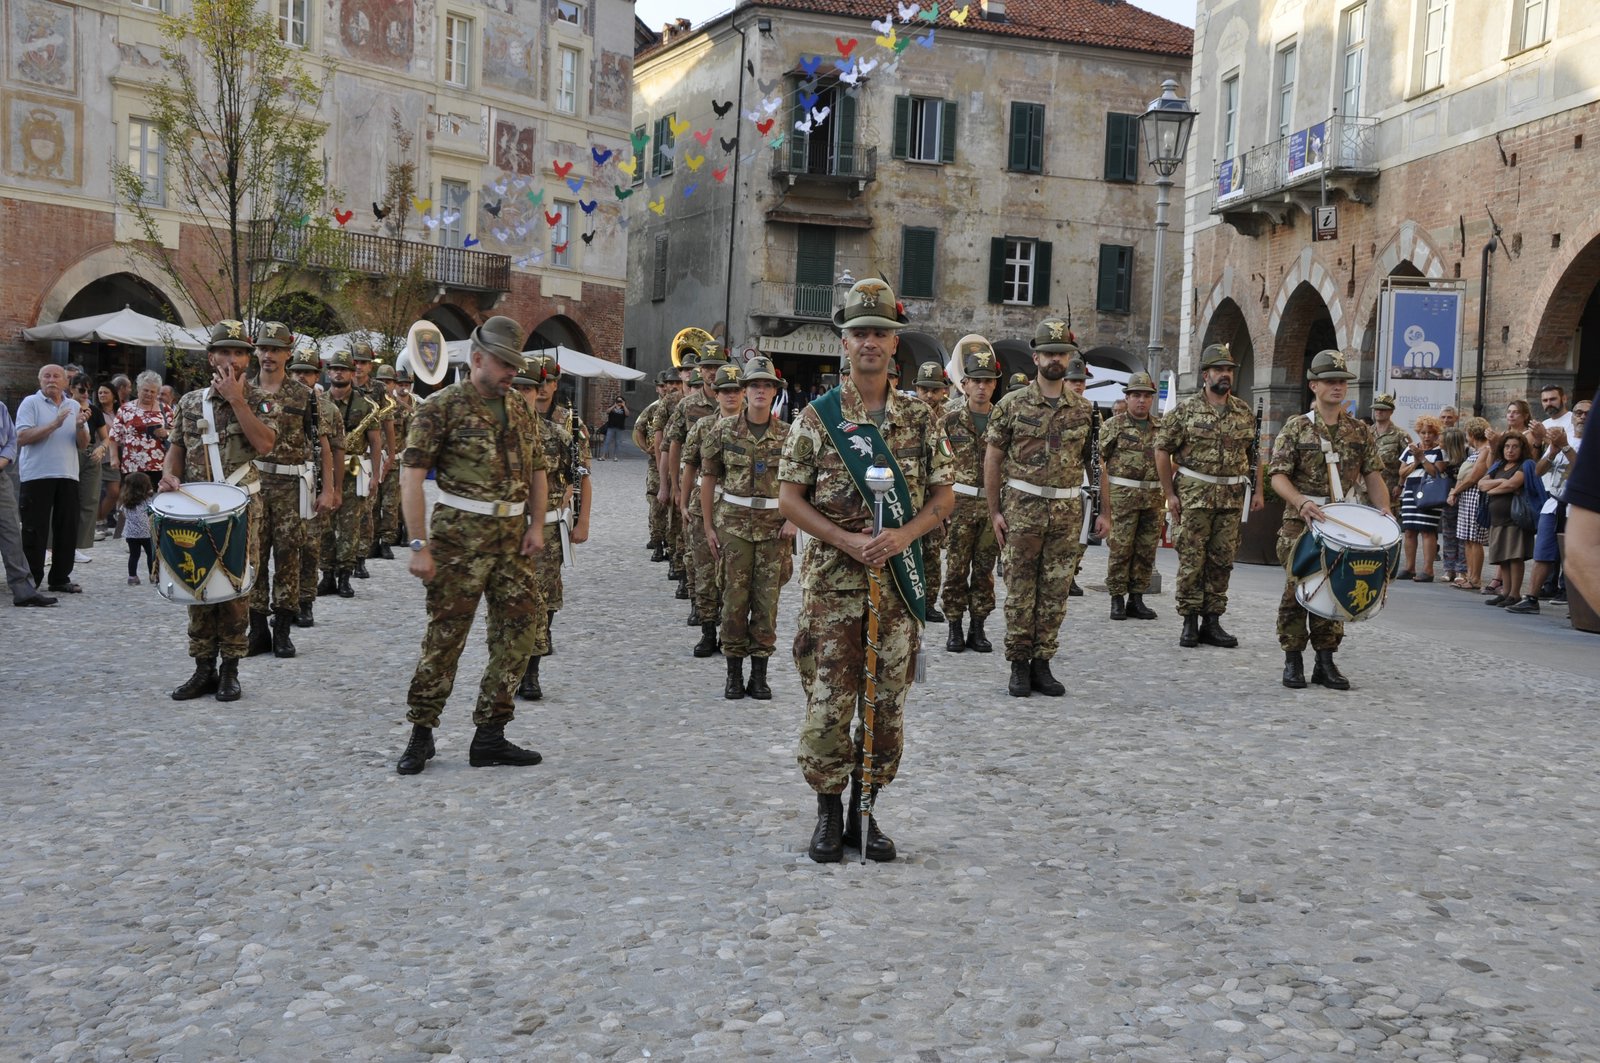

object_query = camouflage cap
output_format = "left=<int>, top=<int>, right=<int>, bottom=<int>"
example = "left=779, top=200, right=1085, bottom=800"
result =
left=350, top=339, right=376, bottom=362
left=529, top=354, right=561, bottom=382
left=688, top=369, right=704, bottom=387
left=374, top=364, right=397, bottom=381
left=655, top=369, right=675, bottom=385
left=395, top=368, right=413, bottom=383
left=1064, top=357, right=1090, bottom=381
left=470, top=315, right=526, bottom=369
left=713, top=363, right=743, bottom=390
left=741, top=355, right=781, bottom=384
left=695, top=338, right=729, bottom=369
left=1030, top=318, right=1078, bottom=354
left=254, top=321, right=293, bottom=349
left=914, top=361, right=948, bottom=388
left=1009, top=371, right=1031, bottom=389
left=678, top=349, right=700, bottom=369
left=887, top=358, right=901, bottom=378
left=1371, top=392, right=1396, bottom=411
left=833, top=278, right=909, bottom=331
left=512, top=359, right=538, bottom=387
left=326, top=349, right=355, bottom=370
left=1307, top=349, right=1357, bottom=381
left=1198, top=343, right=1238, bottom=370
left=1123, top=370, right=1157, bottom=393
left=288, top=353, right=321, bottom=373
left=955, top=334, right=1000, bottom=380
left=208, top=320, right=254, bottom=350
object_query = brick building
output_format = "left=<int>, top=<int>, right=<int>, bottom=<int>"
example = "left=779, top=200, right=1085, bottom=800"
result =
left=1, top=0, right=636, bottom=421
left=1183, top=0, right=1600, bottom=432
left=626, top=0, right=1192, bottom=391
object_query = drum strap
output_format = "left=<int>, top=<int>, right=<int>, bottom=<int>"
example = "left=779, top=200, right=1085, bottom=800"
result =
left=1310, top=415, right=1346, bottom=502
left=200, top=390, right=227, bottom=483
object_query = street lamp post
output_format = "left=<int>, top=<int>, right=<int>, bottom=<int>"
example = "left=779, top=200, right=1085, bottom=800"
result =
left=1139, top=79, right=1197, bottom=387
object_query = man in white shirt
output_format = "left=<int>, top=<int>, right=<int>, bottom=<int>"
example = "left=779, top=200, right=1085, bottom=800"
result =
left=1514, top=393, right=1586, bottom=611
left=15, top=364, right=88, bottom=593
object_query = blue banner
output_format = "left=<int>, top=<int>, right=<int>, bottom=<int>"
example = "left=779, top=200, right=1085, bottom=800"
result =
left=1379, top=288, right=1462, bottom=431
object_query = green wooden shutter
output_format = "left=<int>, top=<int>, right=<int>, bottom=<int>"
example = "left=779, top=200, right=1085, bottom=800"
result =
left=901, top=227, right=936, bottom=298
left=1104, top=114, right=1125, bottom=180
left=893, top=96, right=911, bottom=159
left=988, top=237, right=1007, bottom=303
left=1097, top=244, right=1133, bottom=312
left=1123, top=116, right=1138, bottom=178
left=1028, top=104, right=1045, bottom=173
left=836, top=91, right=857, bottom=174
left=1032, top=240, right=1052, bottom=307
left=632, top=125, right=646, bottom=185
left=1009, top=102, right=1030, bottom=171
left=941, top=99, right=958, bottom=164
left=789, top=88, right=807, bottom=171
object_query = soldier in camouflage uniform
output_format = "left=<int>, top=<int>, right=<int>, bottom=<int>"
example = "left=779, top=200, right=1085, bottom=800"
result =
left=912, top=361, right=952, bottom=623
left=667, top=338, right=727, bottom=629
left=374, top=364, right=412, bottom=552
left=1370, top=393, right=1408, bottom=517
left=395, top=316, right=549, bottom=776
left=940, top=336, right=1001, bottom=654
left=289, top=353, right=341, bottom=628
left=658, top=330, right=712, bottom=586
left=318, top=351, right=382, bottom=599
left=985, top=319, right=1096, bottom=698
left=1154, top=343, right=1264, bottom=649
left=351, top=342, right=396, bottom=569
left=702, top=361, right=796, bottom=698
left=513, top=355, right=591, bottom=702
left=162, top=321, right=280, bottom=704
left=682, top=364, right=737, bottom=656
left=779, top=279, right=954, bottom=863
left=245, top=322, right=320, bottom=659
left=1098, top=370, right=1163, bottom=622
left=1269, top=350, right=1389, bottom=691
left=634, top=371, right=673, bottom=559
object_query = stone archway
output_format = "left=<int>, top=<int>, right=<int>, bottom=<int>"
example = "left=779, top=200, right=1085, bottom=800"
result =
left=1276, top=281, right=1338, bottom=413
left=423, top=303, right=476, bottom=341
left=1355, top=260, right=1425, bottom=413
left=49, top=272, right=188, bottom=381
left=1200, top=297, right=1256, bottom=408
left=259, top=291, right=345, bottom=339
left=1526, top=230, right=1600, bottom=400
left=1269, top=250, right=1347, bottom=354
left=896, top=331, right=945, bottom=384
left=528, top=314, right=593, bottom=354
left=35, top=247, right=202, bottom=327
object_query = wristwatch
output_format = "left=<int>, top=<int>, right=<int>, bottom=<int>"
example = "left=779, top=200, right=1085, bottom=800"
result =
left=409, top=538, right=428, bottom=551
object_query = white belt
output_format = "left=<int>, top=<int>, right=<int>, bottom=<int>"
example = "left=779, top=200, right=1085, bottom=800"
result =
left=1006, top=478, right=1081, bottom=500
left=720, top=492, right=781, bottom=510
left=436, top=489, right=525, bottom=517
left=544, top=506, right=572, bottom=525
left=953, top=482, right=982, bottom=497
left=1178, top=467, right=1248, bottom=486
left=253, top=459, right=306, bottom=476
left=1108, top=476, right=1162, bottom=490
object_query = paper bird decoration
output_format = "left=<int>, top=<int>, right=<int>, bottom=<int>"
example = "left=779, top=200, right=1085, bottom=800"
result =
left=746, top=58, right=755, bottom=77
left=871, top=13, right=893, bottom=33
left=566, top=176, right=585, bottom=193
left=514, top=222, right=530, bottom=237
left=842, top=66, right=862, bottom=86
left=441, top=208, right=461, bottom=225
left=859, top=57, right=880, bottom=74
left=951, top=3, right=969, bottom=22
left=463, top=235, right=479, bottom=247
left=683, top=183, right=698, bottom=197
left=553, top=242, right=568, bottom=253
left=632, top=130, right=650, bottom=153
left=333, top=208, right=353, bottom=226
left=875, top=29, right=898, bottom=49
left=484, top=199, right=503, bottom=217
left=745, top=108, right=762, bottom=123
left=544, top=209, right=562, bottom=226
left=796, top=118, right=813, bottom=135
left=579, top=199, right=597, bottom=213
left=492, top=226, right=510, bottom=243
left=758, top=77, right=778, bottom=94
left=713, top=99, right=734, bottom=118
left=592, top=146, right=613, bottom=165
left=491, top=178, right=509, bottom=195
left=800, top=55, right=822, bottom=76
left=693, top=129, right=713, bottom=147
left=685, top=153, right=705, bottom=172
left=660, top=142, right=677, bottom=159
left=614, top=184, right=633, bottom=200
left=799, top=90, right=819, bottom=111
left=527, top=189, right=545, bottom=206
left=669, top=116, right=691, bottom=137
left=512, top=176, right=528, bottom=189
left=713, top=166, right=728, bottom=182
left=648, top=197, right=666, bottom=215
left=757, top=118, right=775, bottom=135
left=292, top=212, right=310, bottom=227
left=917, top=30, right=935, bottom=46
left=812, top=106, right=831, bottom=124
left=837, top=36, right=858, bottom=57
left=762, top=96, right=782, bottom=115
left=581, top=231, right=595, bottom=245
left=918, top=3, right=939, bottom=21
left=618, top=157, right=638, bottom=178
left=411, top=196, right=432, bottom=214
left=553, top=160, right=574, bottom=178
left=895, top=34, right=911, bottom=52
left=720, top=136, right=738, bottom=152
left=372, top=202, right=389, bottom=220
left=897, top=2, right=920, bottom=21
left=768, top=133, right=786, bottom=150
left=421, top=212, right=440, bottom=230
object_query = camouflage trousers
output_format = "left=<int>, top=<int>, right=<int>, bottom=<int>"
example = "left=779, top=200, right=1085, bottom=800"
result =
left=941, top=495, right=997, bottom=619
left=689, top=500, right=721, bottom=620
left=321, top=473, right=368, bottom=570
left=249, top=475, right=305, bottom=614
left=527, top=512, right=566, bottom=658
left=186, top=494, right=265, bottom=660
left=1275, top=518, right=1343, bottom=651
left=666, top=497, right=684, bottom=566
left=1104, top=486, right=1163, bottom=595
left=922, top=523, right=946, bottom=609
left=718, top=532, right=793, bottom=658
left=794, top=582, right=919, bottom=794
left=299, top=510, right=325, bottom=606
left=647, top=491, right=667, bottom=546
left=1174, top=502, right=1243, bottom=616
left=375, top=465, right=402, bottom=546
left=406, top=528, right=539, bottom=729
left=1000, top=488, right=1086, bottom=662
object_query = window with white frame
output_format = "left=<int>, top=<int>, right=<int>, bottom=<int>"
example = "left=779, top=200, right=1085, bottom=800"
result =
left=557, top=47, right=579, bottom=115
left=552, top=201, right=572, bottom=267
left=129, top=0, right=165, bottom=11
left=278, top=0, right=308, bottom=46
left=1275, top=43, right=1297, bottom=140
left=907, top=97, right=946, bottom=162
left=1341, top=4, right=1366, bottom=116
left=1002, top=239, right=1036, bottom=305
left=444, top=14, right=472, bottom=87
left=1513, top=0, right=1547, bottom=51
left=127, top=119, right=165, bottom=205
left=1220, top=73, right=1239, bottom=162
left=439, top=179, right=468, bottom=247
left=555, top=0, right=582, bottom=26
left=1418, top=0, right=1448, bottom=93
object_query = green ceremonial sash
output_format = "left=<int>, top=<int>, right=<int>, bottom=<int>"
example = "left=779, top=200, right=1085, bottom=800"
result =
left=812, top=387, right=927, bottom=623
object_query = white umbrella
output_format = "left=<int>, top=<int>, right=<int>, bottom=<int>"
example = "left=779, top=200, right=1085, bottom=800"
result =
left=443, top=340, right=645, bottom=380
left=22, top=307, right=210, bottom=350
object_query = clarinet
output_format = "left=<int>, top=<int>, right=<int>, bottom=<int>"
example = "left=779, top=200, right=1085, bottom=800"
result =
left=1243, top=396, right=1264, bottom=520
left=1082, top=402, right=1104, bottom=546
left=567, top=409, right=588, bottom=522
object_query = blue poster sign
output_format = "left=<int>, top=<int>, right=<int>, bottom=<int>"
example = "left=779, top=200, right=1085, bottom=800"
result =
left=1379, top=287, right=1463, bottom=432
left=1217, top=158, right=1239, bottom=199
left=1286, top=122, right=1327, bottom=179
left=1287, top=130, right=1307, bottom=174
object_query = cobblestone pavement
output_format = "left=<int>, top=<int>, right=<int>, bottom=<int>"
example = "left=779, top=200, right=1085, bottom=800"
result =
left=4, top=453, right=1599, bottom=1063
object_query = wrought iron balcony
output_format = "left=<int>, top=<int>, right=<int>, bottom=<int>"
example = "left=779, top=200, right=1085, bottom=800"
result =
left=1211, top=114, right=1379, bottom=218
left=770, top=146, right=877, bottom=196
left=750, top=280, right=840, bottom=322
left=248, top=223, right=512, bottom=294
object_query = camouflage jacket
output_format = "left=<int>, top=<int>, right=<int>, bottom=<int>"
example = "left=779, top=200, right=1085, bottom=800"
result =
left=646, top=393, right=678, bottom=452
left=538, top=403, right=590, bottom=511
left=250, top=376, right=318, bottom=466
left=401, top=382, right=545, bottom=505
left=702, top=413, right=789, bottom=541
left=174, top=384, right=278, bottom=486
left=779, top=381, right=952, bottom=592
left=1269, top=410, right=1380, bottom=511
left=666, top=390, right=718, bottom=456
left=636, top=399, right=661, bottom=448
left=985, top=382, right=1094, bottom=491
left=1373, top=424, right=1408, bottom=495
left=1099, top=412, right=1160, bottom=483
left=1154, top=392, right=1254, bottom=507
left=940, top=402, right=993, bottom=490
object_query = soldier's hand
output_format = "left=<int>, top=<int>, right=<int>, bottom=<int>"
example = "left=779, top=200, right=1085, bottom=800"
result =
left=158, top=473, right=181, bottom=494
left=1300, top=499, right=1327, bottom=524
left=315, top=490, right=337, bottom=515
left=522, top=524, right=544, bottom=556
left=1250, top=490, right=1265, bottom=513
left=571, top=519, right=589, bottom=545
left=842, top=530, right=876, bottom=567
left=409, top=544, right=434, bottom=581
left=1165, top=492, right=1182, bottom=519
left=990, top=512, right=1008, bottom=549
left=656, top=485, right=672, bottom=506
left=212, top=364, right=246, bottom=404
left=779, top=520, right=797, bottom=541
left=707, top=528, right=720, bottom=561
left=1093, top=513, right=1111, bottom=540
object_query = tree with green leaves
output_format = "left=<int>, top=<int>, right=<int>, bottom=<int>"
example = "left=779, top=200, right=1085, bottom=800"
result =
left=112, top=0, right=339, bottom=328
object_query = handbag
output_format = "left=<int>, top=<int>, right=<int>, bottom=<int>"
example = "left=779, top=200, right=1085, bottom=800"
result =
left=1511, top=490, right=1539, bottom=531
left=1416, top=474, right=1450, bottom=510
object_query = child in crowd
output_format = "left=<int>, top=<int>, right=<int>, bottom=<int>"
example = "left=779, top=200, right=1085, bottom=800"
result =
left=120, top=472, right=156, bottom=585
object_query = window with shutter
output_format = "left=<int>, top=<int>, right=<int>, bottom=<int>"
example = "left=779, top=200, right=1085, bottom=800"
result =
left=1009, top=103, right=1044, bottom=173
left=1096, top=244, right=1133, bottom=313
left=899, top=97, right=951, bottom=163
left=632, top=125, right=646, bottom=185
left=836, top=92, right=857, bottom=174
left=1104, top=113, right=1139, bottom=182
left=795, top=226, right=837, bottom=317
left=988, top=237, right=1007, bottom=303
left=651, top=233, right=669, bottom=302
left=1032, top=240, right=1052, bottom=307
left=900, top=227, right=937, bottom=299
left=994, top=238, right=1038, bottom=305
left=652, top=114, right=674, bottom=177
left=940, top=98, right=957, bottom=164
left=893, top=96, right=911, bottom=159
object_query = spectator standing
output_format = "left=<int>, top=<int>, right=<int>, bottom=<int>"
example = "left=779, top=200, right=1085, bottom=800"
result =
left=111, top=371, right=175, bottom=496
left=1563, top=393, right=1600, bottom=609
left=600, top=397, right=628, bottom=460
left=93, top=383, right=121, bottom=535
left=16, top=364, right=88, bottom=593
left=1396, top=415, right=1445, bottom=581
left=1436, top=426, right=1468, bottom=584
left=0, top=400, right=57, bottom=607
left=72, top=373, right=108, bottom=559
left=1440, top=405, right=1459, bottom=430
left=158, top=384, right=177, bottom=408
left=1480, top=433, right=1536, bottom=609
left=1449, top=417, right=1492, bottom=590
left=1516, top=398, right=1586, bottom=612
left=110, top=374, right=132, bottom=406
left=120, top=471, right=156, bottom=585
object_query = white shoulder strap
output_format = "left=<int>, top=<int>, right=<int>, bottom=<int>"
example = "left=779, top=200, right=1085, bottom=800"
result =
left=199, top=389, right=227, bottom=482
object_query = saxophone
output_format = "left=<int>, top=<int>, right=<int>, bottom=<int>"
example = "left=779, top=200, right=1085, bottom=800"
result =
left=344, top=393, right=394, bottom=476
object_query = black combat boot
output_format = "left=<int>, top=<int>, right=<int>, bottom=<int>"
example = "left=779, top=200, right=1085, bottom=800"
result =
left=395, top=724, right=436, bottom=775
left=246, top=610, right=272, bottom=657
left=745, top=656, right=772, bottom=700
left=1030, top=658, right=1066, bottom=697
left=675, top=577, right=689, bottom=600
left=377, top=542, right=394, bottom=560
left=337, top=569, right=356, bottom=598
left=1179, top=614, right=1201, bottom=647
left=807, top=792, right=845, bottom=863
left=271, top=610, right=297, bottom=658
left=924, top=601, right=945, bottom=623
left=693, top=623, right=720, bottom=658
left=215, top=658, right=242, bottom=702
left=1109, top=594, right=1127, bottom=621
left=469, top=722, right=543, bottom=767
left=295, top=599, right=315, bottom=628
left=316, top=569, right=337, bottom=596
left=1008, top=660, right=1032, bottom=697
left=946, top=615, right=966, bottom=653
left=1282, top=650, right=1307, bottom=689
left=517, top=657, right=542, bottom=701
left=724, top=656, right=746, bottom=700
left=368, top=540, right=383, bottom=559
left=966, top=616, right=993, bottom=653
left=1126, top=593, right=1157, bottom=620
left=687, top=603, right=701, bottom=627
left=1311, top=650, right=1350, bottom=690
left=1069, top=580, right=1083, bottom=597
left=841, top=776, right=897, bottom=862
left=651, top=543, right=668, bottom=562
left=171, top=656, right=219, bottom=701
left=353, top=558, right=370, bottom=579
left=1199, top=614, right=1238, bottom=648
left=667, top=561, right=682, bottom=581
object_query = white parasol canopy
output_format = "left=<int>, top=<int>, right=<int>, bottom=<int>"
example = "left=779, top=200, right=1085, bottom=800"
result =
left=442, top=340, right=646, bottom=380
left=22, top=307, right=210, bottom=351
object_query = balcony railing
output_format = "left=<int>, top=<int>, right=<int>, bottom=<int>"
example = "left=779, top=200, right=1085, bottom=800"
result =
left=248, top=223, right=512, bottom=294
left=1212, top=114, right=1379, bottom=212
left=770, top=146, right=878, bottom=192
left=751, top=281, right=840, bottom=321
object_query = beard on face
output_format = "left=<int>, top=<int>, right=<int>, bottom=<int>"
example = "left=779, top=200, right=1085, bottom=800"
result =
left=1040, top=362, right=1067, bottom=380
left=1207, top=374, right=1232, bottom=395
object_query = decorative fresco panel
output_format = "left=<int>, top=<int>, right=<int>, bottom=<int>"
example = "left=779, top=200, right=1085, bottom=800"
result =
left=8, top=0, right=76, bottom=95
left=493, top=116, right=537, bottom=175
left=340, top=0, right=415, bottom=70
left=482, top=13, right=536, bottom=94
left=5, top=93, right=82, bottom=186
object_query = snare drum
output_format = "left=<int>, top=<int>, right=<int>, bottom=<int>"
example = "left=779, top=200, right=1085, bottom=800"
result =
left=1287, top=501, right=1402, bottom=623
left=150, top=482, right=255, bottom=604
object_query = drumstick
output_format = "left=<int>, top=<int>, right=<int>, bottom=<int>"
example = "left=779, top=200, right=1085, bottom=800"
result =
left=176, top=486, right=220, bottom=514
left=1315, top=512, right=1381, bottom=544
